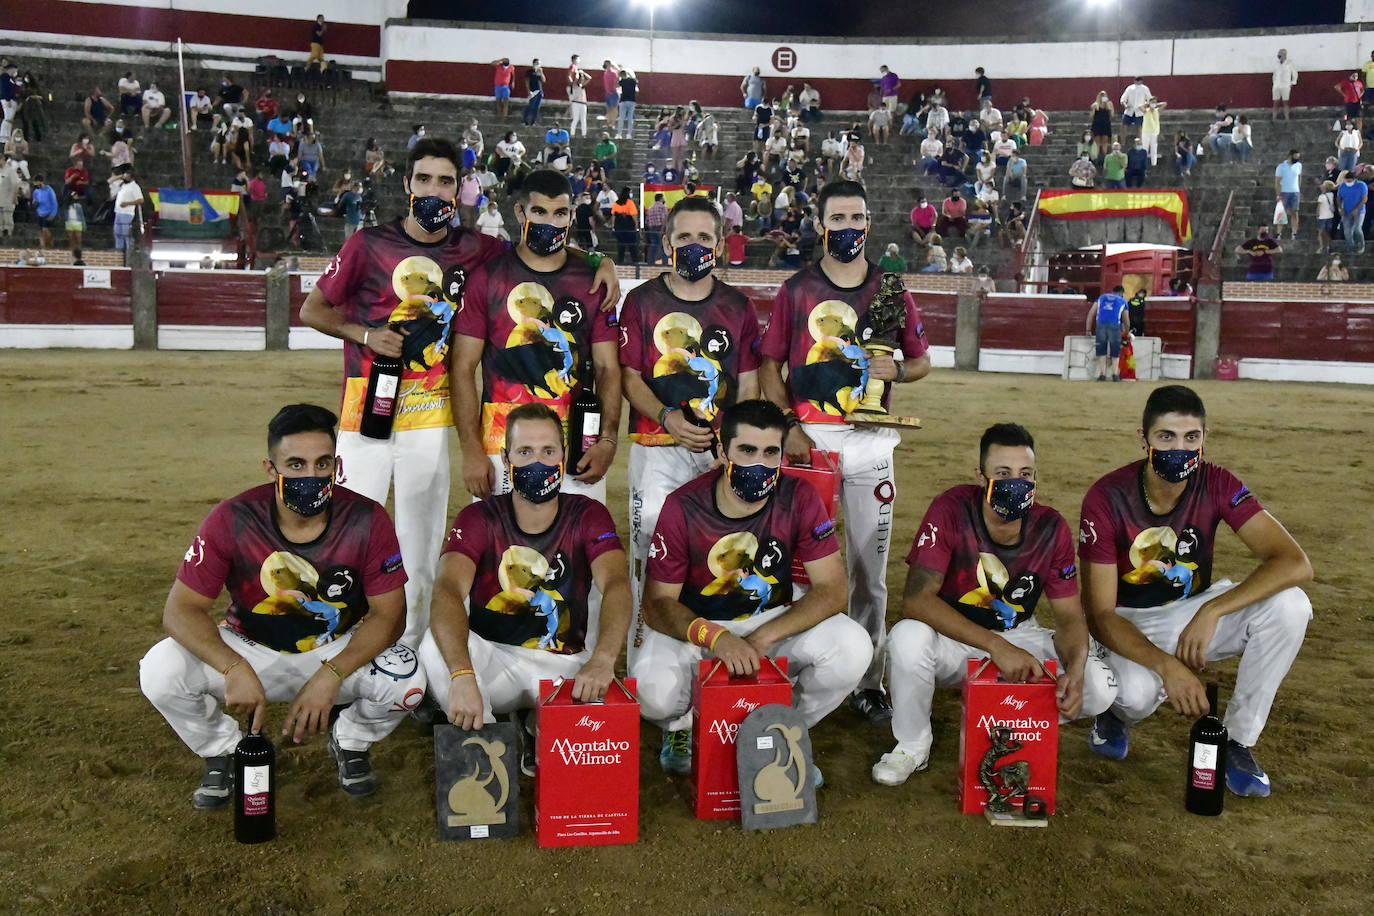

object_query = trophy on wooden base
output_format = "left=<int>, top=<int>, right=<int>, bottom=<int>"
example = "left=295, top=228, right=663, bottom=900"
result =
left=845, top=271, right=922, bottom=429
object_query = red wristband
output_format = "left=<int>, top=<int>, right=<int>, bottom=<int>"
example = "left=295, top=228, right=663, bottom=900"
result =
left=687, top=616, right=728, bottom=651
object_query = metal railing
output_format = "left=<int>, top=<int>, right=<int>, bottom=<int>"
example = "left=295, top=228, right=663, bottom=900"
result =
left=1195, top=189, right=1236, bottom=288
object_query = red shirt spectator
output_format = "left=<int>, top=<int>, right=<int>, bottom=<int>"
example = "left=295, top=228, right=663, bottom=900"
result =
left=256, top=90, right=278, bottom=121
left=910, top=200, right=937, bottom=230
left=248, top=175, right=267, bottom=202
left=64, top=162, right=90, bottom=191
left=493, top=60, right=514, bottom=88
left=726, top=229, right=748, bottom=265
left=1339, top=75, right=1365, bottom=104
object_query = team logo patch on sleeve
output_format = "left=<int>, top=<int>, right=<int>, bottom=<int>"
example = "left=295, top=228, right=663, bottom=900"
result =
left=382, top=552, right=404, bottom=574
left=595, top=530, right=617, bottom=542
left=1059, top=563, right=1078, bottom=581
left=813, top=520, right=836, bottom=541
left=1229, top=485, right=1253, bottom=508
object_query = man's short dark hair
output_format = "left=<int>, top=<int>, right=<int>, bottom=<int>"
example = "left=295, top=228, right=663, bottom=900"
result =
left=504, top=402, right=563, bottom=452
left=664, top=194, right=723, bottom=241
left=979, top=423, right=1035, bottom=472
left=720, top=399, right=788, bottom=451
left=406, top=137, right=460, bottom=181
left=817, top=180, right=867, bottom=220
left=1113, top=285, right=1124, bottom=293
left=516, top=168, right=573, bottom=206
left=1142, top=385, right=1206, bottom=434
left=268, top=403, right=338, bottom=452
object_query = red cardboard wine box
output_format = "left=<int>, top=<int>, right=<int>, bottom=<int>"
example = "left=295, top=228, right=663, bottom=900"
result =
left=781, top=449, right=840, bottom=586
left=535, top=677, right=640, bottom=847
left=958, top=659, right=1060, bottom=815
left=690, top=657, right=792, bottom=819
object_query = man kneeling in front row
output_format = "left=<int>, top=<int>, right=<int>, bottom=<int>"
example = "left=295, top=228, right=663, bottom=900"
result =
left=141, top=404, right=424, bottom=807
left=633, top=399, right=872, bottom=784
left=420, top=402, right=631, bottom=775
left=872, top=423, right=1118, bottom=785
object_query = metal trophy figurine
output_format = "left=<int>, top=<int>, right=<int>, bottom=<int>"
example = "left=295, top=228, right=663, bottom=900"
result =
left=845, top=272, right=922, bottom=428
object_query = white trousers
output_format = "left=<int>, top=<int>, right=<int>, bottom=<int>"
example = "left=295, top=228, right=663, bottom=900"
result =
left=483, top=453, right=606, bottom=503
left=804, top=422, right=901, bottom=691
left=1102, top=580, right=1311, bottom=747
left=569, top=101, right=588, bottom=137
left=887, top=618, right=1118, bottom=758
left=336, top=426, right=451, bottom=647
left=1142, top=131, right=1159, bottom=166
left=419, top=629, right=588, bottom=722
left=626, top=443, right=717, bottom=668
left=631, top=605, right=873, bottom=732
left=140, top=628, right=424, bottom=757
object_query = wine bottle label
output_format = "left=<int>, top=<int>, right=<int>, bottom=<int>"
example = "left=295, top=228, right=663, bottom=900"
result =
left=375, top=374, right=399, bottom=399
left=243, top=764, right=271, bottom=815
left=581, top=411, right=600, bottom=437
left=1190, top=743, right=1218, bottom=790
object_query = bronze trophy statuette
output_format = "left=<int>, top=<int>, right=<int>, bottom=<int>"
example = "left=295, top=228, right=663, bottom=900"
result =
left=845, top=272, right=922, bottom=429
left=980, top=725, right=1046, bottom=828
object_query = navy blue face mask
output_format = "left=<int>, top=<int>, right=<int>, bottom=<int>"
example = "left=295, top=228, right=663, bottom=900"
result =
left=672, top=243, right=715, bottom=282
left=522, top=219, right=568, bottom=256
left=824, top=226, right=866, bottom=262
left=275, top=469, right=333, bottom=517
left=409, top=193, right=455, bottom=233
left=985, top=477, right=1035, bottom=522
left=510, top=460, right=563, bottom=504
left=1149, top=447, right=1202, bottom=484
left=726, top=460, right=779, bottom=503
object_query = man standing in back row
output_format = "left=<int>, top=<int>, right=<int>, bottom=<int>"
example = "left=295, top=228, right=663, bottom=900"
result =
left=759, top=179, right=932, bottom=722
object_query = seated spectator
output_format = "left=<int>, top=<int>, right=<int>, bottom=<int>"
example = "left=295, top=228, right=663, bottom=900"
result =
left=751, top=189, right=774, bottom=230
left=937, top=190, right=968, bottom=238
left=1230, top=115, right=1252, bottom=163
left=266, top=134, right=291, bottom=175
left=476, top=200, right=506, bottom=239
left=918, top=134, right=943, bottom=174
left=1205, top=105, right=1234, bottom=156
left=100, top=135, right=134, bottom=172
left=1316, top=254, right=1349, bottom=281
left=750, top=174, right=773, bottom=202
left=63, top=157, right=92, bottom=205
left=734, top=151, right=760, bottom=194
left=1070, top=152, right=1097, bottom=188
left=962, top=119, right=988, bottom=157
left=1076, top=130, right=1096, bottom=161
left=407, top=124, right=425, bottom=152
left=189, top=89, right=215, bottom=131
left=117, top=71, right=141, bottom=118
left=364, top=138, right=393, bottom=178
left=909, top=194, right=937, bottom=244
left=210, top=122, right=232, bottom=165
left=926, top=102, right=949, bottom=137
left=82, top=88, right=110, bottom=136
left=974, top=150, right=996, bottom=186
left=948, top=246, right=974, bottom=274
left=991, top=134, right=1016, bottom=167
left=1000, top=202, right=1027, bottom=247
left=139, top=82, right=170, bottom=129
left=920, top=233, right=948, bottom=272
left=1005, top=115, right=1028, bottom=147
left=868, top=106, right=891, bottom=144
left=596, top=183, right=617, bottom=223
left=1102, top=142, right=1128, bottom=188
left=841, top=134, right=866, bottom=180
left=1125, top=137, right=1150, bottom=187
left=973, top=266, right=996, bottom=294
left=978, top=99, right=1003, bottom=134
left=255, top=89, right=278, bottom=131
left=546, top=143, right=571, bottom=174
left=1175, top=131, right=1195, bottom=177
left=1028, top=108, right=1049, bottom=145
left=935, top=139, right=968, bottom=187
left=1167, top=277, right=1193, bottom=296
left=966, top=200, right=993, bottom=243
left=878, top=242, right=907, bottom=273
left=296, top=131, right=323, bottom=180
left=697, top=112, right=719, bottom=156
left=975, top=177, right=1000, bottom=210
left=216, top=75, right=245, bottom=119
left=726, top=223, right=748, bottom=266
left=798, top=82, right=821, bottom=122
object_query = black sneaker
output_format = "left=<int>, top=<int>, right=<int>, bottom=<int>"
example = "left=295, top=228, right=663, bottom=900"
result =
left=518, top=711, right=536, bottom=777
left=192, top=755, right=234, bottom=809
left=849, top=688, right=894, bottom=723
left=326, top=732, right=378, bottom=797
left=409, top=693, right=445, bottom=727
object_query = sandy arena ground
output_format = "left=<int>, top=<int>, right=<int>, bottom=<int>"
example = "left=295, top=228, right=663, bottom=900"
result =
left=0, top=351, right=1370, bottom=914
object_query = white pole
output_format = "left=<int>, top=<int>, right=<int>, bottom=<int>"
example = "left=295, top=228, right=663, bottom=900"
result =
left=176, top=38, right=192, bottom=187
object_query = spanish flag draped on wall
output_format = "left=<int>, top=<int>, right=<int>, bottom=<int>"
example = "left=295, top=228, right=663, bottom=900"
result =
left=640, top=184, right=719, bottom=222
left=1036, top=189, right=1192, bottom=243
left=149, top=188, right=241, bottom=239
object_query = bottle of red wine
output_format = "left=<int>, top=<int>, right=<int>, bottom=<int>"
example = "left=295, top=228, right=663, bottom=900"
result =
left=567, top=350, right=600, bottom=470
left=678, top=399, right=720, bottom=459
left=1185, top=681, right=1227, bottom=816
left=360, top=325, right=403, bottom=440
left=234, top=728, right=277, bottom=844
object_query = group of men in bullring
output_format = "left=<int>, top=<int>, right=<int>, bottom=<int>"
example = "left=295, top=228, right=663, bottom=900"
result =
left=140, top=137, right=1312, bottom=811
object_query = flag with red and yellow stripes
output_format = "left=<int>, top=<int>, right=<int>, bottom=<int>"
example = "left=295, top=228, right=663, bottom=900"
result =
left=1036, top=189, right=1191, bottom=243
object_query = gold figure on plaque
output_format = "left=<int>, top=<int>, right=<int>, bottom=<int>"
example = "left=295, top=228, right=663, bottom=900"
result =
left=845, top=272, right=922, bottom=429
left=446, top=736, right=511, bottom=827
left=752, top=724, right=807, bottom=815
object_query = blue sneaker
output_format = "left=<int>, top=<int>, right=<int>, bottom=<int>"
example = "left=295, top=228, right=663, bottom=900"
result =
left=1225, top=740, right=1271, bottom=797
left=1087, top=711, right=1130, bottom=760
left=659, top=729, right=691, bottom=775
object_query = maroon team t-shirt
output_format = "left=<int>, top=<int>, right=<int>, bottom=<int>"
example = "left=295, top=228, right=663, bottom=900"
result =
left=177, top=484, right=407, bottom=653
left=907, top=484, right=1078, bottom=631
left=647, top=470, right=839, bottom=621
left=619, top=275, right=762, bottom=446
left=1078, top=459, right=1264, bottom=608
left=314, top=220, right=507, bottom=433
left=758, top=262, right=929, bottom=424
left=442, top=493, right=622, bottom=654
left=455, top=249, right=618, bottom=454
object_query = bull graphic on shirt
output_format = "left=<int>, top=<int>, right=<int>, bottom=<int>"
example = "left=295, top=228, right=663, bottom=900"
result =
left=792, top=300, right=869, bottom=417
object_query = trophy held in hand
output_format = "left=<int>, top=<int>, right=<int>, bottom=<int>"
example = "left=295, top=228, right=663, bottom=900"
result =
left=845, top=272, right=922, bottom=429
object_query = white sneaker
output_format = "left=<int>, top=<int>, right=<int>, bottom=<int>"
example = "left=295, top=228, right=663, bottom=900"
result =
left=871, top=748, right=928, bottom=786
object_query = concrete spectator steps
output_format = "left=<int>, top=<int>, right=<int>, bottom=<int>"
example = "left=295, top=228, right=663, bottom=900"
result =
left=1, top=39, right=1352, bottom=282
